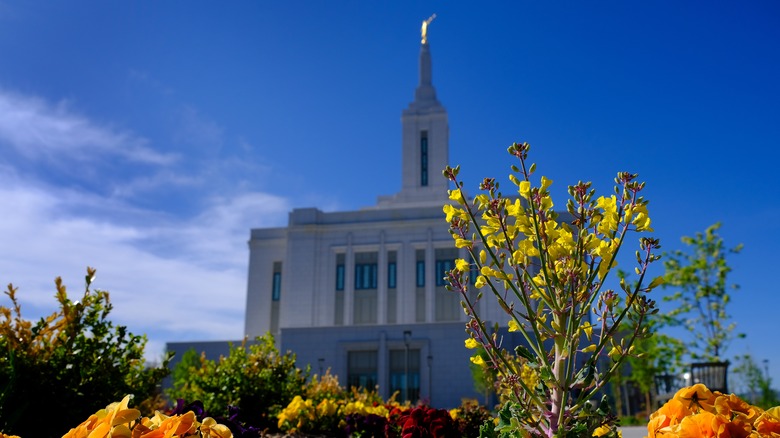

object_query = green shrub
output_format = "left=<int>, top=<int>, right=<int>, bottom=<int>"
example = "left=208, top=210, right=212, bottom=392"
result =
left=0, top=267, right=170, bottom=437
left=166, top=333, right=307, bottom=431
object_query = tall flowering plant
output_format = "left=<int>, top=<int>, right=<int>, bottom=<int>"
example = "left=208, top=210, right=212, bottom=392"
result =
left=443, top=142, right=664, bottom=437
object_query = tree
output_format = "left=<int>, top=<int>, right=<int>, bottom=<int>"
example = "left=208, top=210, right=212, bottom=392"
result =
left=662, top=222, right=743, bottom=361
left=622, top=316, right=685, bottom=416
left=616, top=271, right=685, bottom=417
left=0, top=267, right=171, bottom=437
left=732, top=353, right=778, bottom=409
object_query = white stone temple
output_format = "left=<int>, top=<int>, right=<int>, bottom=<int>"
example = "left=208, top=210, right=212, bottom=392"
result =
left=170, top=18, right=518, bottom=408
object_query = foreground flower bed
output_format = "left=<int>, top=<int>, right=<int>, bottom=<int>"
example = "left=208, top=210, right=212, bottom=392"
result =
left=6, top=383, right=780, bottom=437
left=0, top=392, right=488, bottom=438
left=648, top=384, right=780, bottom=437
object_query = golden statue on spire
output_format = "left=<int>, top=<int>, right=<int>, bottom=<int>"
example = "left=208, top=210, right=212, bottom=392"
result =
left=421, top=14, right=436, bottom=44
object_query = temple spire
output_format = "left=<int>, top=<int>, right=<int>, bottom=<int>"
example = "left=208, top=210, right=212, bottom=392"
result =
left=414, top=14, right=438, bottom=104
left=375, top=14, right=449, bottom=208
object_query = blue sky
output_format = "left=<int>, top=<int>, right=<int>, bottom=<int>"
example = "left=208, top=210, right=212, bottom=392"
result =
left=1, top=2, right=778, bottom=388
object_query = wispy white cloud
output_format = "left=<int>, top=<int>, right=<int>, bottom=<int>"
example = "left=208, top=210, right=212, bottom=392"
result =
left=109, top=170, right=202, bottom=199
left=0, top=169, right=290, bottom=360
left=0, top=89, right=177, bottom=165
left=0, top=88, right=292, bottom=361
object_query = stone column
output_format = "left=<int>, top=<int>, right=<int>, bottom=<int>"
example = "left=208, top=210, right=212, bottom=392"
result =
left=378, top=232, right=387, bottom=324
left=425, top=229, right=435, bottom=323
left=344, top=234, right=354, bottom=325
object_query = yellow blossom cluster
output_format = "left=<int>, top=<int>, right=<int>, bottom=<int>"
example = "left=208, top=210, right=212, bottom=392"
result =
left=277, top=395, right=392, bottom=433
left=277, top=396, right=318, bottom=431
left=649, top=384, right=780, bottom=437
left=58, top=395, right=231, bottom=438
left=519, top=363, right=539, bottom=390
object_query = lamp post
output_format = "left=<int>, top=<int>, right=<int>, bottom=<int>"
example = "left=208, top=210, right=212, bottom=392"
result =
left=318, top=358, right=324, bottom=376
left=427, top=355, right=433, bottom=403
left=403, top=330, right=411, bottom=402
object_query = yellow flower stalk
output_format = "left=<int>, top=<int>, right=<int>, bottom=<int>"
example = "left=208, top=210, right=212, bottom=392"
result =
left=443, top=142, right=659, bottom=437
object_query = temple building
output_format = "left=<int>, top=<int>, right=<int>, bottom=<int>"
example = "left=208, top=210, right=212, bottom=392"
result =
left=241, top=20, right=517, bottom=408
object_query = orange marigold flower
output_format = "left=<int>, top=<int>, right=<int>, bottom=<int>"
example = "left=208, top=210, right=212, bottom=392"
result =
left=674, top=384, right=718, bottom=413
left=677, top=410, right=716, bottom=438
left=755, top=407, right=780, bottom=436
left=714, top=393, right=763, bottom=426
left=649, top=398, right=694, bottom=430
left=711, top=413, right=752, bottom=438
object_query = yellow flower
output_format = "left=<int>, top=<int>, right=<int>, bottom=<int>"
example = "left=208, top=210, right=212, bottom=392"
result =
left=539, top=194, right=553, bottom=211
left=581, top=322, right=594, bottom=341
left=592, top=425, right=615, bottom=437
left=596, top=195, right=619, bottom=234
left=519, top=180, right=531, bottom=199
left=470, top=354, right=485, bottom=366
left=506, top=198, right=523, bottom=217
left=317, top=398, right=339, bottom=417
left=455, top=238, right=472, bottom=248
left=455, top=258, right=470, bottom=272
left=200, top=417, right=233, bottom=438
left=631, top=203, right=653, bottom=231
left=582, top=344, right=597, bottom=353
left=448, top=188, right=465, bottom=204
left=540, top=176, right=553, bottom=191
left=474, top=275, right=487, bottom=289
left=449, top=408, right=460, bottom=420
left=442, top=204, right=457, bottom=222
left=508, top=319, right=521, bottom=332
left=474, top=194, right=490, bottom=209
left=464, top=338, right=480, bottom=349
left=62, top=395, right=140, bottom=438
left=136, top=411, right=198, bottom=437
left=513, top=239, right=539, bottom=263
left=607, top=345, right=622, bottom=360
